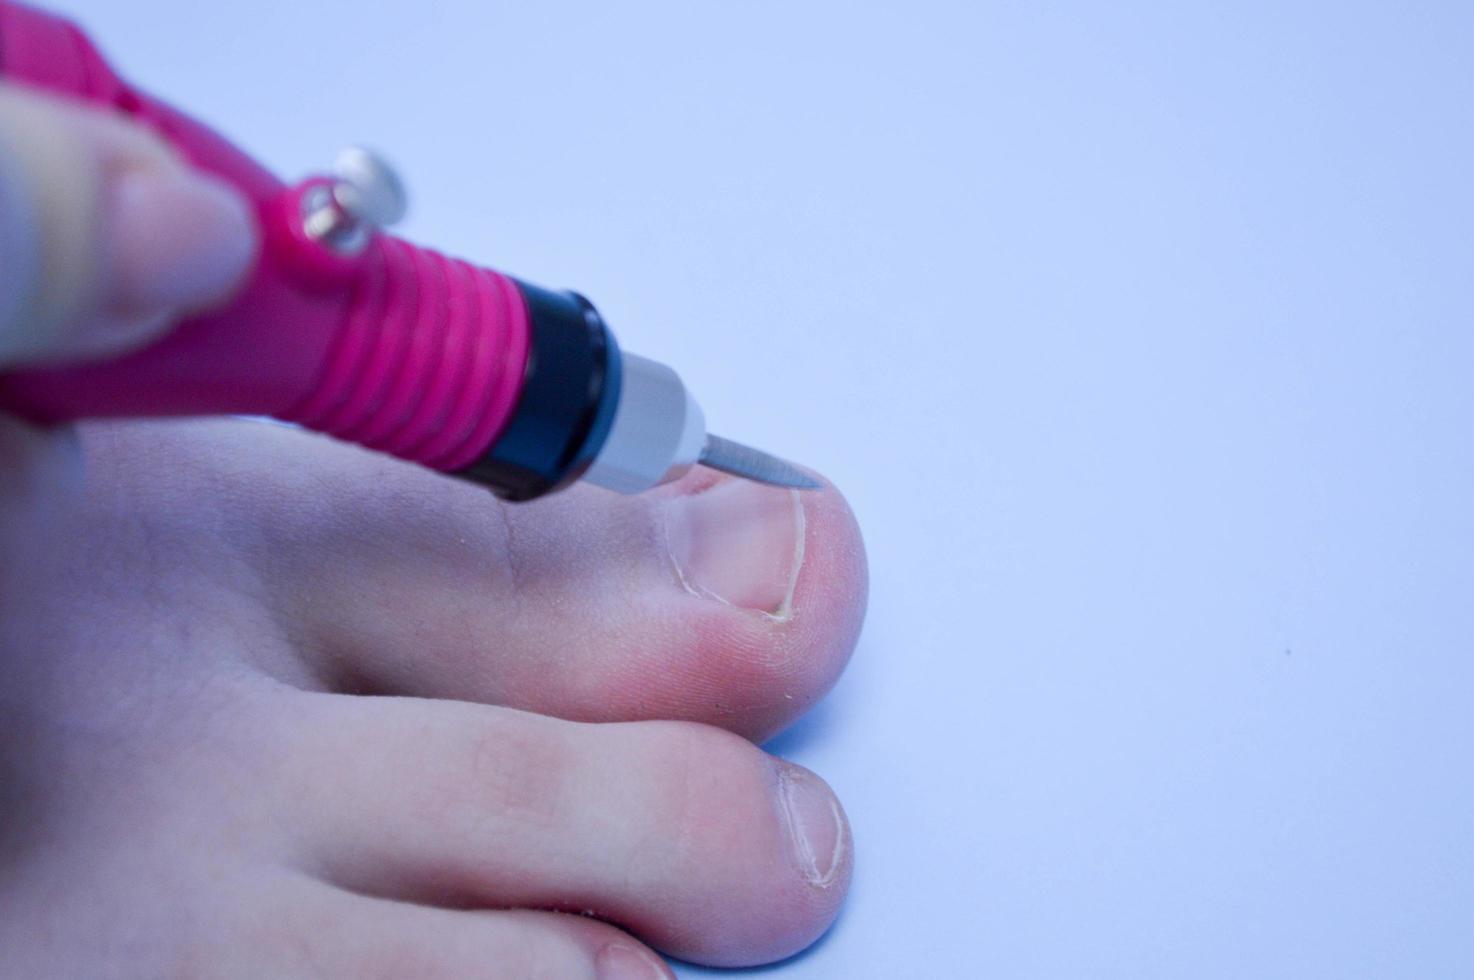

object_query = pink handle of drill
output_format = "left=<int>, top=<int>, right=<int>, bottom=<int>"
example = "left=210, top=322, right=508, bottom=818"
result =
left=0, top=2, right=530, bottom=473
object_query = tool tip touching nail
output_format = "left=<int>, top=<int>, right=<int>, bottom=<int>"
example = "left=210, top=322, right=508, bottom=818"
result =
left=698, top=435, right=821, bottom=490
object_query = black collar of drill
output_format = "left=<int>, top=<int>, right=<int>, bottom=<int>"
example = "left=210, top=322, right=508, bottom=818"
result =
left=454, top=282, right=623, bottom=501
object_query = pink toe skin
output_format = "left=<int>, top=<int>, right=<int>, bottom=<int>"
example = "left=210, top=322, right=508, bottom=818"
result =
left=579, top=469, right=869, bottom=743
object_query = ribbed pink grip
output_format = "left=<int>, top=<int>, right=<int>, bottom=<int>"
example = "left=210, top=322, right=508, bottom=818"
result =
left=282, top=237, right=530, bottom=472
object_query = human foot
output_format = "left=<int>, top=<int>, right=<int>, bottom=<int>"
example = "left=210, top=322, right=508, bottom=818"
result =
left=0, top=418, right=867, bottom=977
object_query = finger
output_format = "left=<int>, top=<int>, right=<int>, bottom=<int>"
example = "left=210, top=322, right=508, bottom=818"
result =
left=249, top=878, right=673, bottom=980
left=86, top=418, right=867, bottom=743
left=0, top=84, right=257, bottom=366
left=277, top=693, right=852, bottom=968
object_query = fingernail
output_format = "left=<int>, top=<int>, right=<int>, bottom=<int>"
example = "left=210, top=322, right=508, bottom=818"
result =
left=665, top=480, right=806, bottom=618
left=777, top=763, right=848, bottom=888
left=106, top=168, right=258, bottom=318
left=595, top=943, right=667, bottom=980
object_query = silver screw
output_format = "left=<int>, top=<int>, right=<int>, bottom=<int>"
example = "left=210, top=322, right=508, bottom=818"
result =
left=302, top=146, right=409, bottom=253
left=332, top=147, right=408, bottom=228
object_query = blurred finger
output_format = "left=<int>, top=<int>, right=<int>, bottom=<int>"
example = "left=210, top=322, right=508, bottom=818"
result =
left=0, top=83, right=257, bottom=366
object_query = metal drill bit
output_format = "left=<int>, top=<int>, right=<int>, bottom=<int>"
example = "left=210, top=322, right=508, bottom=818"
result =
left=698, top=434, right=821, bottom=490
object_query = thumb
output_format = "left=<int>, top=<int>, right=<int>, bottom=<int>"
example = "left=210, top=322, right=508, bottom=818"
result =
left=0, top=84, right=258, bottom=367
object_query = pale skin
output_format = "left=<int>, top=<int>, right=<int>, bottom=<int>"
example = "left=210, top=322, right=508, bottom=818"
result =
left=0, top=87, right=866, bottom=979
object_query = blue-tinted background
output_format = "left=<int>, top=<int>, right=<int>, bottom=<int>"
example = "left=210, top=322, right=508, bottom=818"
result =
left=48, top=1, right=1474, bottom=975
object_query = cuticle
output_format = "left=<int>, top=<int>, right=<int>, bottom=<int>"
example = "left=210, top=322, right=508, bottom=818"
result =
left=777, top=764, right=847, bottom=889
left=661, top=487, right=807, bottom=621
